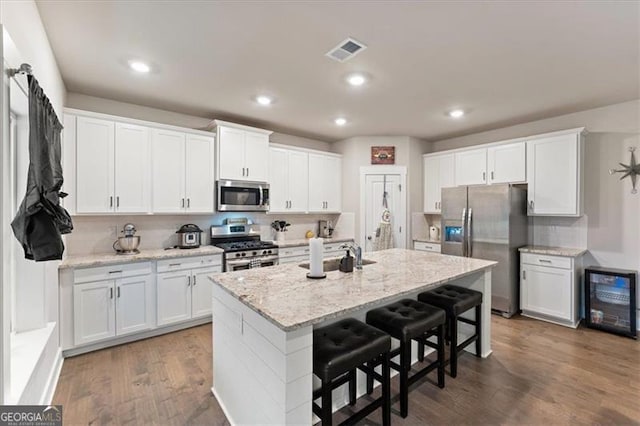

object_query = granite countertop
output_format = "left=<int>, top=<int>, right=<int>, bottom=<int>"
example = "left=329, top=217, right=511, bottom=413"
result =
left=209, top=248, right=496, bottom=331
left=413, top=237, right=441, bottom=244
left=271, top=237, right=354, bottom=248
left=59, top=246, right=224, bottom=269
left=519, top=246, right=587, bottom=258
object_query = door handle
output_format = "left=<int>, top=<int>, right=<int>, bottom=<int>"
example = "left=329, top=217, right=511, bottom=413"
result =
left=461, top=207, right=467, bottom=257
left=367, top=236, right=372, bottom=240
left=467, top=208, right=473, bottom=257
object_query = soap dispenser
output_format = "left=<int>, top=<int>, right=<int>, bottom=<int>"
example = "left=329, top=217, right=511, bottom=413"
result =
left=339, top=249, right=354, bottom=273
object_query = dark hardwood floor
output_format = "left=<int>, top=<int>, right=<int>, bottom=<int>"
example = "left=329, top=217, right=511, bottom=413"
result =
left=53, top=315, right=640, bottom=425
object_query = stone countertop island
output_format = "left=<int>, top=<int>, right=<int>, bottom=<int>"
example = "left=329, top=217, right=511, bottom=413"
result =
left=209, top=248, right=496, bottom=425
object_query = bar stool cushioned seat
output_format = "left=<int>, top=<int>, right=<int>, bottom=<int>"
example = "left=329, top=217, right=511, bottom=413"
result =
left=313, top=318, right=391, bottom=426
left=418, top=285, right=482, bottom=378
left=366, top=299, right=446, bottom=418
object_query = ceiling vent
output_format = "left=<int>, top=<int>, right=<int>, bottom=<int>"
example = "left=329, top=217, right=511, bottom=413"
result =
left=325, top=37, right=367, bottom=62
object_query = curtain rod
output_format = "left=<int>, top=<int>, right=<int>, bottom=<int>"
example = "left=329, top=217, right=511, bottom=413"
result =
left=8, top=63, right=33, bottom=77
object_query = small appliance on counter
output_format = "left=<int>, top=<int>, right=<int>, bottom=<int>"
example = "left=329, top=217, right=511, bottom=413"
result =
left=585, top=266, right=637, bottom=339
left=176, top=224, right=203, bottom=249
left=318, top=220, right=334, bottom=238
left=113, top=223, right=140, bottom=255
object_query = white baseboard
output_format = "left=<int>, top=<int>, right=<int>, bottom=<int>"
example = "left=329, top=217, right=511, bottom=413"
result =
left=40, top=348, right=63, bottom=405
left=211, top=386, right=236, bottom=426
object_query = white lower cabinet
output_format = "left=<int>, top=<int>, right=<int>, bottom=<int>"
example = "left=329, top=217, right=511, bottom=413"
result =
left=520, top=252, right=582, bottom=328
left=157, top=264, right=221, bottom=326
left=73, top=265, right=153, bottom=346
left=66, top=255, right=222, bottom=354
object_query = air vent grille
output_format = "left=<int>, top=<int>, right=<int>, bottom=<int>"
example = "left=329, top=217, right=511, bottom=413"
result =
left=326, top=37, right=367, bottom=62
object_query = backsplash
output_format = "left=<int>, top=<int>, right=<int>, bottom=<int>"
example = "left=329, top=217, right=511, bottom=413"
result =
left=531, top=215, right=588, bottom=248
left=64, top=213, right=354, bottom=256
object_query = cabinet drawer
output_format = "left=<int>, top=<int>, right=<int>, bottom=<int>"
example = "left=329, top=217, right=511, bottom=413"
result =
left=74, top=262, right=152, bottom=284
left=278, top=246, right=309, bottom=257
left=157, top=255, right=222, bottom=273
left=414, top=242, right=441, bottom=253
left=521, top=253, right=572, bottom=270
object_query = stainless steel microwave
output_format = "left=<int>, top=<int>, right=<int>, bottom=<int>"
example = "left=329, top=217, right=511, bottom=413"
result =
left=216, top=180, right=270, bottom=212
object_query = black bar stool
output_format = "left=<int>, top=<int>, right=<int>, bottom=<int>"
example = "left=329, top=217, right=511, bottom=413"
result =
left=313, top=318, right=391, bottom=426
left=365, top=299, right=446, bottom=418
left=418, top=285, right=482, bottom=378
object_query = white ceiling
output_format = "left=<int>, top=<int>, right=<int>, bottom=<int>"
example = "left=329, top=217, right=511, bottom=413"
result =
left=36, top=1, right=640, bottom=142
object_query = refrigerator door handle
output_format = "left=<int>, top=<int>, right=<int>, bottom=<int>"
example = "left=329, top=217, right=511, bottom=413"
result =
left=461, top=207, right=467, bottom=257
left=467, top=208, right=473, bottom=258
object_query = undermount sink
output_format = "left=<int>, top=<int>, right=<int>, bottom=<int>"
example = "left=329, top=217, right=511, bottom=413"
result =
left=298, top=258, right=377, bottom=272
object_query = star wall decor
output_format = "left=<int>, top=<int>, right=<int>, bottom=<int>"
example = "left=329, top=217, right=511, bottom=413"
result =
left=609, top=147, right=639, bottom=194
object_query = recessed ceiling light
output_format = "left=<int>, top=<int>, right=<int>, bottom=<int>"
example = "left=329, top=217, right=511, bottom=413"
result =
left=346, top=73, right=366, bottom=86
left=129, top=60, right=150, bottom=73
left=448, top=109, right=465, bottom=118
left=256, top=95, right=272, bottom=106
left=335, top=117, right=347, bottom=126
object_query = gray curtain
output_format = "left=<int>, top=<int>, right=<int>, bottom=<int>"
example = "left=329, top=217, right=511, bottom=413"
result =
left=11, top=75, right=73, bottom=261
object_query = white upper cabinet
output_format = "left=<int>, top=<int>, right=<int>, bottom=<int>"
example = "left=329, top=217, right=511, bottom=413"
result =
left=151, top=130, right=214, bottom=214
left=185, top=134, right=215, bottom=213
left=76, top=117, right=115, bottom=213
left=423, top=154, right=455, bottom=213
left=215, top=121, right=271, bottom=182
left=455, top=148, right=487, bottom=186
left=269, top=147, right=309, bottom=213
left=308, top=153, right=342, bottom=213
left=527, top=132, right=583, bottom=216
left=114, top=123, right=150, bottom=213
left=151, top=129, right=186, bottom=213
left=487, top=141, right=526, bottom=184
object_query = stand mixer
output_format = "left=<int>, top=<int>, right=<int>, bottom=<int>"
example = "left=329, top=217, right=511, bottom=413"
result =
left=113, top=223, right=141, bottom=255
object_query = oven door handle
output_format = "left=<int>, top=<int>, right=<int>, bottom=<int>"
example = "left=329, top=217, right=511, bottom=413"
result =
left=226, top=255, right=279, bottom=267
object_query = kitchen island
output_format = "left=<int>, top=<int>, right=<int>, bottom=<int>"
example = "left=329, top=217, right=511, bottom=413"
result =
left=209, top=248, right=496, bottom=425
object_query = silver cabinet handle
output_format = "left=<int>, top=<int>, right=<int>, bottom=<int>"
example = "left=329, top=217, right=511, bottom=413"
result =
left=193, top=275, right=197, bottom=286
left=187, top=198, right=190, bottom=208
left=108, top=270, right=123, bottom=274
left=523, top=270, right=526, bottom=279
left=367, top=235, right=372, bottom=241
left=246, top=168, right=249, bottom=176
left=117, top=286, right=121, bottom=298
left=539, top=259, right=552, bottom=264
left=242, top=167, right=245, bottom=176
left=110, top=196, right=113, bottom=207
left=116, top=196, right=120, bottom=208
left=109, top=287, right=113, bottom=299
left=435, top=201, right=437, bottom=210
left=529, top=200, right=534, bottom=211
left=169, top=263, right=181, bottom=267
left=181, top=198, right=185, bottom=208
left=491, top=171, right=494, bottom=180
left=187, top=276, right=191, bottom=287
left=482, top=171, right=486, bottom=182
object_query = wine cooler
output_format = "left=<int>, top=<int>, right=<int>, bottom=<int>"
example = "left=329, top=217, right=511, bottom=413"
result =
left=585, top=267, right=637, bottom=339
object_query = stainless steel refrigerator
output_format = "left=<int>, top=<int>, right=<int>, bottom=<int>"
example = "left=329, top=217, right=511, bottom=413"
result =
left=441, top=184, right=528, bottom=317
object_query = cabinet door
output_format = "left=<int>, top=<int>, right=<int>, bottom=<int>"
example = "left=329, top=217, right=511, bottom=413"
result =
left=115, top=274, right=154, bottom=336
left=268, top=147, right=289, bottom=212
left=76, top=117, right=114, bottom=213
left=114, top=123, right=150, bottom=213
left=521, top=265, right=572, bottom=320
left=455, top=148, right=487, bottom=186
left=151, top=129, right=185, bottom=213
left=157, top=271, right=192, bottom=326
left=244, top=131, right=270, bottom=182
left=192, top=266, right=221, bottom=318
left=307, top=153, right=326, bottom=212
left=185, top=134, right=215, bottom=213
left=324, top=156, right=342, bottom=212
left=218, top=126, right=246, bottom=180
left=527, top=134, right=579, bottom=216
left=73, top=280, right=115, bottom=345
left=288, top=150, right=309, bottom=212
left=439, top=154, right=456, bottom=189
left=423, top=156, right=440, bottom=213
left=488, top=142, right=526, bottom=184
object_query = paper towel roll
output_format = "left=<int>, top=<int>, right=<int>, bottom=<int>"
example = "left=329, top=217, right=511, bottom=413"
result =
left=309, top=238, right=324, bottom=277
left=429, top=226, right=440, bottom=241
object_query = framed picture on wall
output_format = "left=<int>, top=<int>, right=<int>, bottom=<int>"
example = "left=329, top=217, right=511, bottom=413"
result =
left=371, top=146, right=395, bottom=164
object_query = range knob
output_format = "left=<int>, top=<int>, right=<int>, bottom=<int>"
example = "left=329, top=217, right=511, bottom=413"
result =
left=252, top=251, right=257, bottom=256
left=235, top=253, right=240, bottom=258
left=241, top=252, right=246, bottom=257
left=262, top=250, right=267, bottom=255
left=268, top=250, right=272, bottom=254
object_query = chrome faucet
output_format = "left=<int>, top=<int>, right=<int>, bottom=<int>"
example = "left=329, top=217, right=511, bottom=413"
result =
left=340, top=243, right=363, bottom=270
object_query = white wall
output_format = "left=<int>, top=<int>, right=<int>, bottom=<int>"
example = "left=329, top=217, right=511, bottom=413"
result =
left=331, top=136, right=430, bottom=247
left=431, top=99, right=640, bottom=314
left=0, top=0, right=67, bottom=405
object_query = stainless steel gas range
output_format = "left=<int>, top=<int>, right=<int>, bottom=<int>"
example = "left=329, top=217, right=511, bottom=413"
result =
left=210, top=220, right=278, bottom=272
